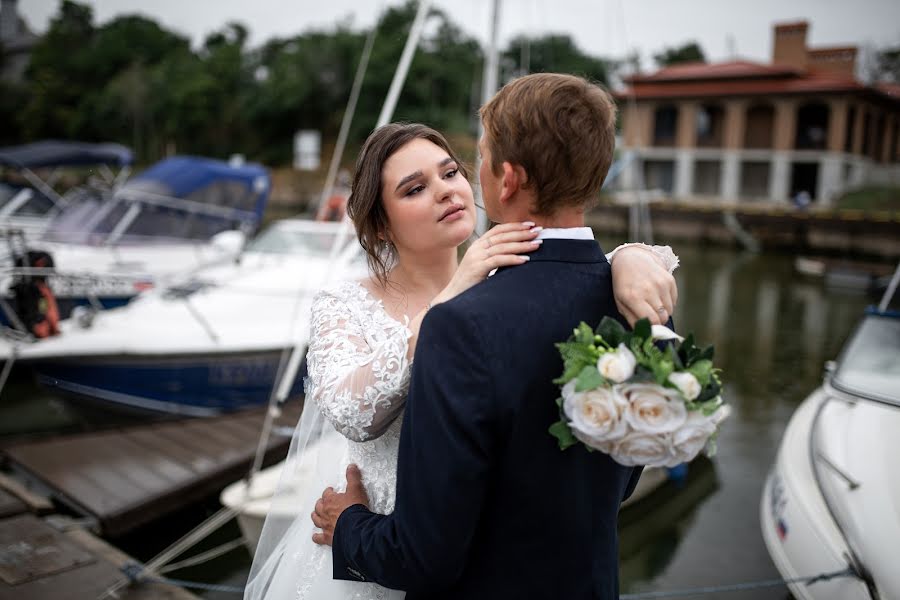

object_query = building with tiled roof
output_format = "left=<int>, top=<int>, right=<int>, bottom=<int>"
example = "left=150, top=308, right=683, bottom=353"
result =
left=616, top=21, right=900, bottom=205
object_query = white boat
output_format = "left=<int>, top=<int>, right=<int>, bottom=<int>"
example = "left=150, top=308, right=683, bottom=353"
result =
left=0, top=219, right=366, bottom=415
left=0, top=155, right=270, bottom=331
left=760, top=273, right=900, bottom=599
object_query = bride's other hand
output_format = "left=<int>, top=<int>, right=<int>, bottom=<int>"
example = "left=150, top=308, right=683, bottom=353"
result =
left=610, top=246, right=678, bottom=327
left=433, top=221, right=540, bottom=304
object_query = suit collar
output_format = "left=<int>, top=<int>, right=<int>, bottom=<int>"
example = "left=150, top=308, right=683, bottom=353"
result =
left=527, top=238, right=607, bottom=264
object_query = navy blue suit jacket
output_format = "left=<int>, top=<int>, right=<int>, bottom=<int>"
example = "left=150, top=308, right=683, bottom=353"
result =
left=332, top=239, right=642, bottom=599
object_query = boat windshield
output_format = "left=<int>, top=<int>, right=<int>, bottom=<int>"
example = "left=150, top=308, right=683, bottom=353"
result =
left=832, top=314, right=900, bottom=406
left=246, top=223, right=353, bottom=256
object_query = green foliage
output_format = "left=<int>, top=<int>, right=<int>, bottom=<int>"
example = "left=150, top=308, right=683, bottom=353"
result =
left=503, top=34, right=610, bottom=85
left=553, top=338, right=600, bottom=385
left=575, top=365, right=605, bottom=393
left=549, top=420, right=578, bottom=450
left=653, top=42, right=706, bottom=67
left=9, top=0, right=618, bottom=167
left=597, top=317, right=625, bottom=348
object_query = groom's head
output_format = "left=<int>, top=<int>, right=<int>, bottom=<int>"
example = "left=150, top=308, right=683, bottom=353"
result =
left=478, top=73, right=616, bottom=223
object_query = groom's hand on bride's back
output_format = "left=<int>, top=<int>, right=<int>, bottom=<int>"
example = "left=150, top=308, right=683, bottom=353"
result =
left=311, top=464, right=370, bottom=546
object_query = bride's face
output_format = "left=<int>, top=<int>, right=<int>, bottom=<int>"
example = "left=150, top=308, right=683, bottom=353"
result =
left=380, top=138, right=476, bottom=253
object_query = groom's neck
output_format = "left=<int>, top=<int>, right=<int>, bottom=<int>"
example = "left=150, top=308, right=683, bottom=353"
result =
left=501, top=206, right=586, bottom=229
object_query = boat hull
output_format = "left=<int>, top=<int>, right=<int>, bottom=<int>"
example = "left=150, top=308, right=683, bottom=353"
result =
left=32, top=350, right=306, bottom=417
left=759, top=390, right=870, bottom=600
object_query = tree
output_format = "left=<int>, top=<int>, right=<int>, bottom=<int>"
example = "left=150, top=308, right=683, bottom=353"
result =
left=502, top=34, right=610, bottom=86
left=653, top=42, right=706, bottom=67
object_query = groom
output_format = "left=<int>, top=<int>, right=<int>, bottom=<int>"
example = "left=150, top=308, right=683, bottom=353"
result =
left=312, top=73, right=643, bottom=598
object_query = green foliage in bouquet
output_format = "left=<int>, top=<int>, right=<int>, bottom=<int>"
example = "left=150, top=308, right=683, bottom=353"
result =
left=550, top=317, right=724, bottom=451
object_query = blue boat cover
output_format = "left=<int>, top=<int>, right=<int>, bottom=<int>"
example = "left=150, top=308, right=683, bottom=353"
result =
left=0, top=141, right=133, bottom=169
left=126, top=156, right=270, bottom=219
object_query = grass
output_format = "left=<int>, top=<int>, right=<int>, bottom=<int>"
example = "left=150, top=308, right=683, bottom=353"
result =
left=835, top=186, right=900, bottom=211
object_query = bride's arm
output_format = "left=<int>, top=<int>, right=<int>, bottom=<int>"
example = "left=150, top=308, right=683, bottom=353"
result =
left=605, top=243, right=679, bottom=326
left=306, top=289, right=410, bottom=443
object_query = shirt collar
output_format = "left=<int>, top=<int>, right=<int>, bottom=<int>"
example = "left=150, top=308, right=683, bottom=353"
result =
left=535, top=226, right=594, bottom=241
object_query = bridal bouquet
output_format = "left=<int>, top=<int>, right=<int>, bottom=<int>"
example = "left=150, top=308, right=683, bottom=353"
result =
left=549, top=317, right=729, bottom=468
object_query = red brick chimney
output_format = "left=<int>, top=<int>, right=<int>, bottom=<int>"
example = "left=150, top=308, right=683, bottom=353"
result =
left=808, top=46, right=857, bottom=77
left=772, top=21, right=808, bottom=71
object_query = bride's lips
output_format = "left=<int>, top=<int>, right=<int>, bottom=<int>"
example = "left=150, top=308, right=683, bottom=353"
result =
left=438, top=204, right=465, bottom=222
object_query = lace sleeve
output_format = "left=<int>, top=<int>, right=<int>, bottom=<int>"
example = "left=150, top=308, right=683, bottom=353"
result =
left=606, top=242, right=680, bottom=274
left=305, top=285, right=412, bottom=443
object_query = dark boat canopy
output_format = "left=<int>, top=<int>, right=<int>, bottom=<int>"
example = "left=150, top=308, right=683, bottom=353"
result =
left=0, top=141, right=134, bottom=169
left=123, top=156, right=270, bottom=220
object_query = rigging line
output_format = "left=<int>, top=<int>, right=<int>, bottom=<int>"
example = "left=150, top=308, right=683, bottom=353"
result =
left=620, top=567, right=857, bottom=599
left=317, top=12, right=379, bottom=213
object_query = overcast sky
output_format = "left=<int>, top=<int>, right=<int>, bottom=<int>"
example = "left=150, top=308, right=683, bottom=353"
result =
left=19, top=0, right=900, bottom=69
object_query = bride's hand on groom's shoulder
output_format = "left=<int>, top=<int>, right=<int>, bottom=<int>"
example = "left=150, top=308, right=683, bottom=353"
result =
left=311, top=464, right=370, bottom=547
left=434, top=221, right=541, bottom=305
left=610, top=247, right=678, bottom=327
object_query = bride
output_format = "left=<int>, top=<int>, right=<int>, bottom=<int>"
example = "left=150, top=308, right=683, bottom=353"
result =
left=244, top=123, right=679, bottom=599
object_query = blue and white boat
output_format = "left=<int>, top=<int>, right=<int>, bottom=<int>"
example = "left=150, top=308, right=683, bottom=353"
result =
left=0, top=219, right=365, bottom=416
left=0, top=155, right=270, bottom=326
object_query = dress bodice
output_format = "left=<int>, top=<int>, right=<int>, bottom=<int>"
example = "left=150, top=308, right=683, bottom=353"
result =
left=306, top=280, right=412, bottom=514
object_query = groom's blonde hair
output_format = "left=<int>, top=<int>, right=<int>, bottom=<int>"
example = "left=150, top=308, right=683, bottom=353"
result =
left=479, top=73, right=616, bottom=216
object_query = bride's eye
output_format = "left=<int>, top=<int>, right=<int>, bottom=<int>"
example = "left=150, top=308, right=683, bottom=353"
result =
left=405, top=184, right=425, bottom=196
left=443, top=168, right=458, bottom=179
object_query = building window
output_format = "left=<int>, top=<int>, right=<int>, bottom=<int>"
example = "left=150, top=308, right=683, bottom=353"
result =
left=861, top=111, right=872, bottom=157
left=739, top=161, right=770, bottom=199
left=844, top=106, right=856, bottom=153
left=744, top=104, right=775, bottom=149
left=794, top=102, right=830, bottom=150
left=644, top=159, right=675, bottom=194
left=873, top=113, right=886, bottom=162
left=696, top=104, right=724, bottom=147
left=652, top=106, right=678, bottom=146
left=692, top=160, right=722, bottom=195
left=892, top=122, right=899, bottom=163
left=790, top=162, right=819, bottom=201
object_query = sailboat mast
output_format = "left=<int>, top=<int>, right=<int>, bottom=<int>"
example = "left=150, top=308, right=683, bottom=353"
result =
left=475, top=0, right=501, bottom=235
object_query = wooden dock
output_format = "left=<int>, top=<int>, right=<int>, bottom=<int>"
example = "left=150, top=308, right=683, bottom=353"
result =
left=0, top=473, right=200, bottom=600
left=2, top=402, right=302, bottom=537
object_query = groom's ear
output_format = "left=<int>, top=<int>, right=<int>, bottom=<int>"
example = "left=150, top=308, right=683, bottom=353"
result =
left=499, top=161, right=529, bottom=205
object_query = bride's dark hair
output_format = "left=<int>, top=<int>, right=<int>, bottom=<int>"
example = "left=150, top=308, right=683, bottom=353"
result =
left=348, top=122, right=470, bottom=288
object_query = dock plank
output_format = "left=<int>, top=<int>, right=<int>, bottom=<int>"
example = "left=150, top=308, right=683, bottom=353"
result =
left=0, top=515, right=199, bottom=600
left=2, top=402, right=302, bottom=536
left=0, top=490, right=25, bottom=519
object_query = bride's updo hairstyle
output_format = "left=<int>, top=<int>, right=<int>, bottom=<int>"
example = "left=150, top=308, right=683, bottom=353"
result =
left=348, top=123, right=470, bottom=287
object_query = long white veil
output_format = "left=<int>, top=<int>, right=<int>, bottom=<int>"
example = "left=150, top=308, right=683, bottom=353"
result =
left=243, top=221, right=365, bottom=598
left=243, top=394, right=348, bottom=598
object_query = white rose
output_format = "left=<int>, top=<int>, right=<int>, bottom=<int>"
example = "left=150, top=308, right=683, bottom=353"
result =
left=610, top=431, right=675, bottom=467
left=670, top=411, right=718, bottom=464
left=596, top=344, right=637, bottom=383
left=668, top=371, right=701, bottom=401
left=619, top=383, right=687, bottom=434
left=562, top=380, right=628, bottom=447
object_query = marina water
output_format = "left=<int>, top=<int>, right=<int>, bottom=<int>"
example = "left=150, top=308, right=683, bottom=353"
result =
left=0, top=237, right=875, bottom=599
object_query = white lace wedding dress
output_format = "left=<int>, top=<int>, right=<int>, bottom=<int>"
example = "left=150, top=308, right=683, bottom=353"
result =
left=253, top=280, right=411, bottom=600
left=247, top=244, right=679, bottom=600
